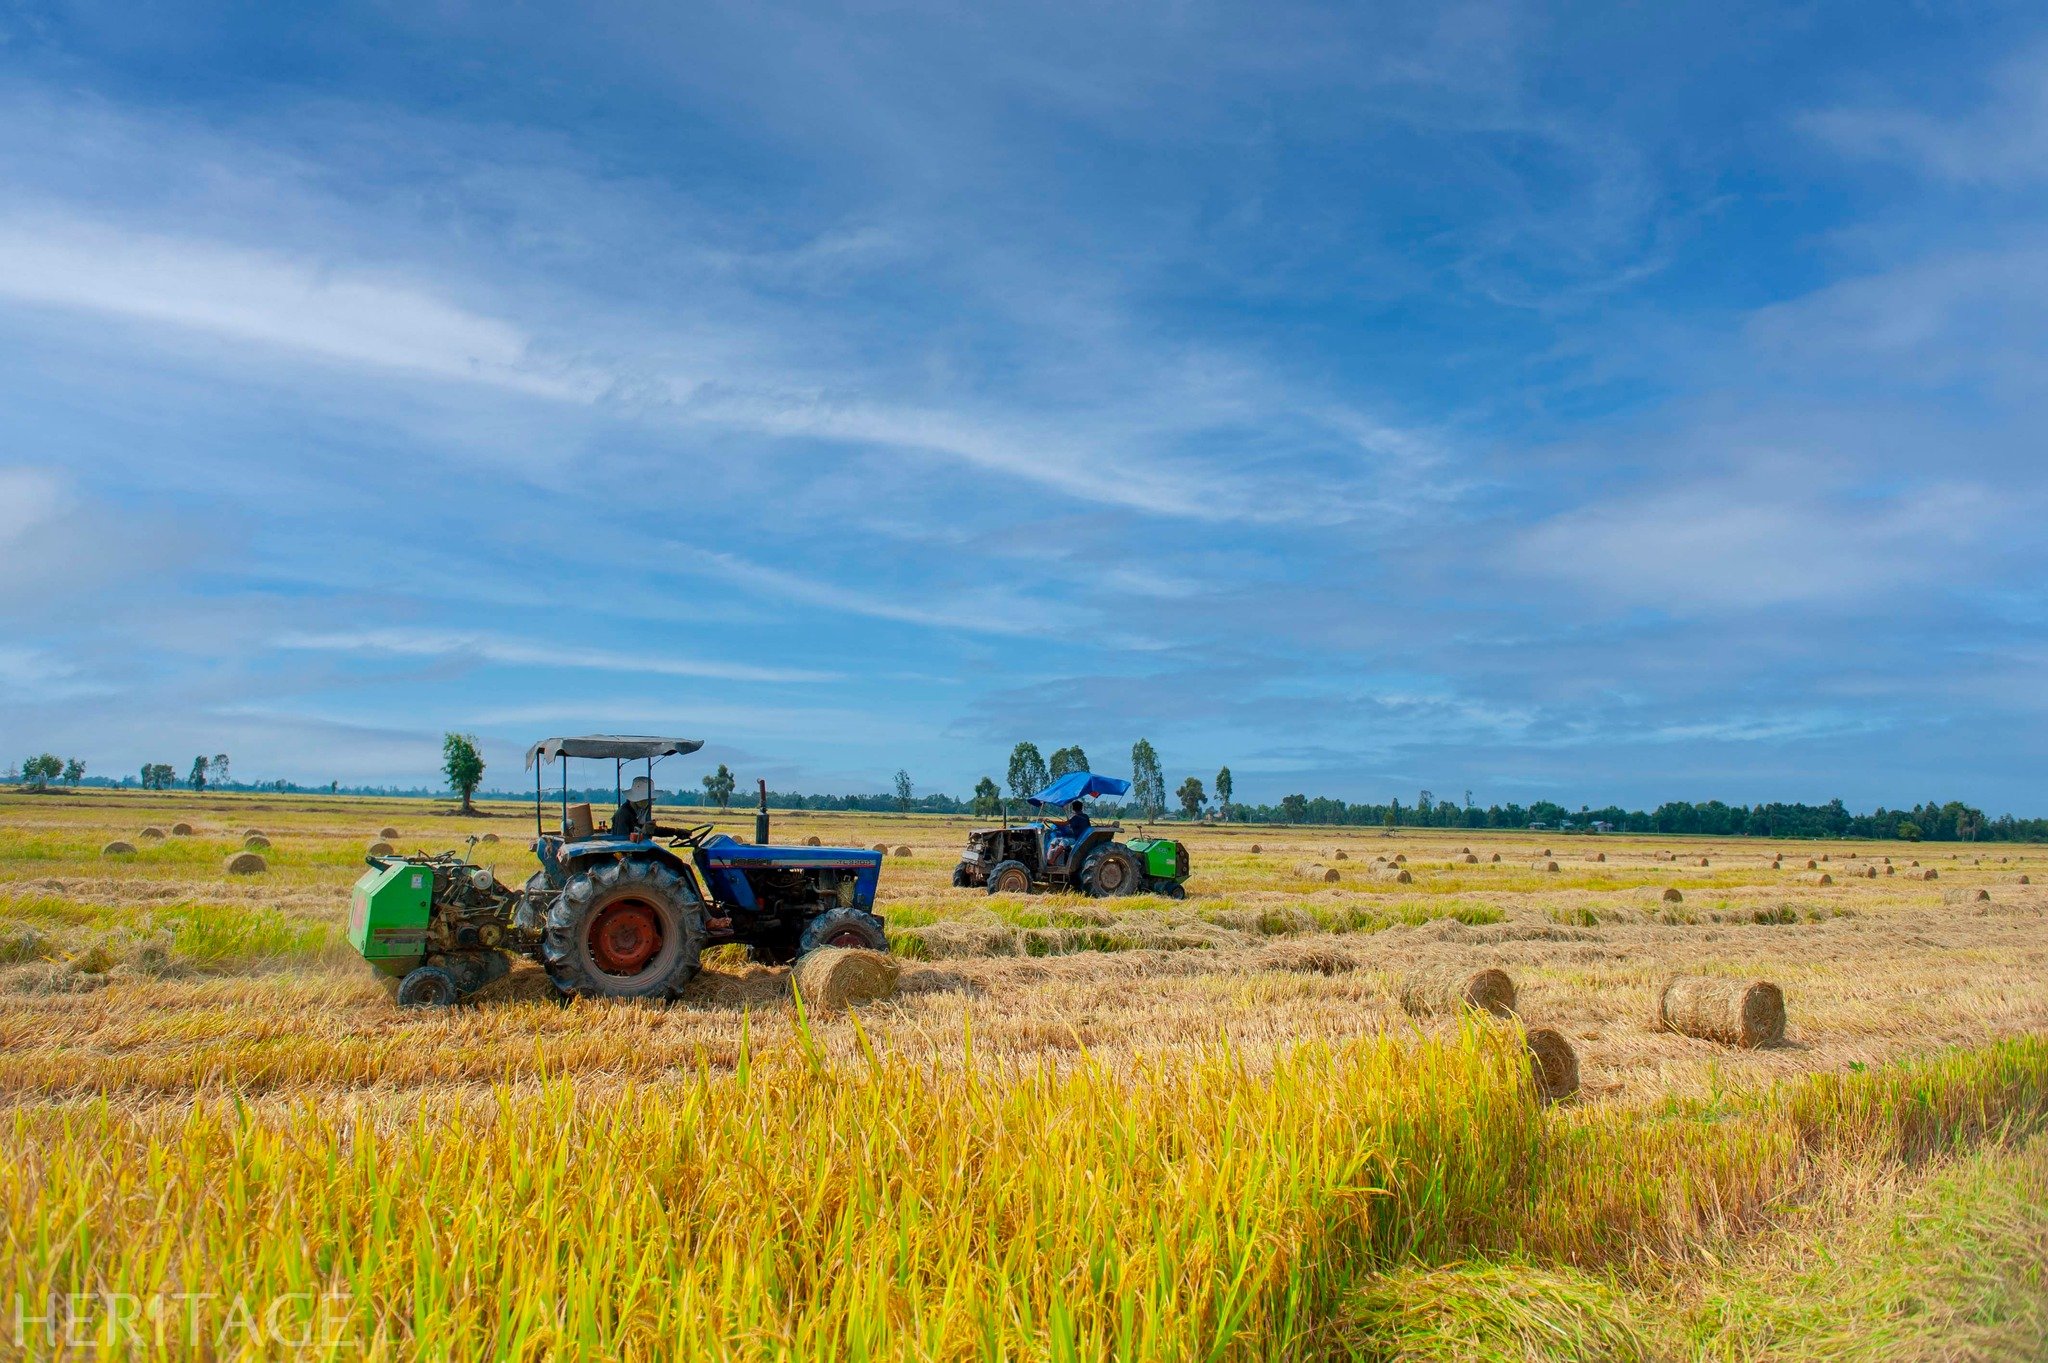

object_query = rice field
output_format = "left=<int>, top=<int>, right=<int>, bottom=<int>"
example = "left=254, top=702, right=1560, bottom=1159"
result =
left=2, top=788, right=2045, bottom=1360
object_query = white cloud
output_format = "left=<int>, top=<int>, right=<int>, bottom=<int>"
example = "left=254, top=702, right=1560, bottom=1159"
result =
left=272, top=628, right=835, bottom=684
left=0, top=466, right=65, bottom=548
left=665, top=546, right=1069, bottom=637
left=1802, top=46, right=2048, bottom=187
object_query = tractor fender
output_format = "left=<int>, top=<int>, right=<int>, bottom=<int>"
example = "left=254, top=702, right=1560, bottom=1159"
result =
left=559, top=840, right=700, bottom=893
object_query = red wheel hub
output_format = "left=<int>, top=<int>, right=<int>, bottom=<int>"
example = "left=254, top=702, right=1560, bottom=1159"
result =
left=588, top=899, right=663, bottom=974
left=826, top=929, right=868, bottom=948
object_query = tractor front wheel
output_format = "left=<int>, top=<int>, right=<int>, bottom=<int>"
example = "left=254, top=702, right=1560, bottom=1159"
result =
left=1082, top=846, right=1145, bottom=898
left=799, top=907, right=888, bottom=955
left=985, top=859, right=1034, bottom=895
left=544, top=858, right=706, bottom=1000
left=396, top=965, right=461, bottom=1008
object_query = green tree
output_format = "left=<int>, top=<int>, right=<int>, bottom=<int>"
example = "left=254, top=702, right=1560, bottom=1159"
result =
left=702, top=762, right=736, bottom=811
left=62, top=758, right=84, bottom=787
left=212, top=753, right=231, bottom=787
left=894, top=769, right=915, bottom=812
left=1006, top=743, right=1049, bottom=804
left=1129, top=739, right=1165, bottom=818
left=21, top=754, right=62, bottom=792
left=188, top=756, right=209, bottom=791
left=971, top=776, right=1002, bottom=818
left=1047, top=745, right=1091, bottom=779
left=441, top=733, right=485, bottom=814
left=1176, top=775, right=1206, bottom=819
left=139, top=762, right=172, bottom=790
left=1280, top=792, right=1308, bottom=823
left=1897, top=820, right=1922, bottom=841
left=1215, top=766, right=1233, bottom=820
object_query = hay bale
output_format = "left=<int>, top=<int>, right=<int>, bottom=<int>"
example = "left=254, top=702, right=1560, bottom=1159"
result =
left=224, top=851, right=267, bottom=875
left=1525, top=1027, right=1580, bottom=1104
left=170, top=822, right=195, bottom=836
left=367, top=840, right=395, bottom=857
left=872, top=843, right=889, bottom=853
left=1803, top=859, right=1818, bottom=869
left=1943, top=888, right=1990, bottom=905
left=1332, top=849, right=1349, bottom=860
left=243, top=835, right=271, bottom=850
left=1248, top=844, right=1262, bottom=854
left=1539, top=847, right=1551, bottom=856
left=1372, top=866, right=1410, bottom=884
left=1695, top=857, right=1710, bottom=867
left=1488, top=852, right=1501, bottom=863
left=480, top=832, right=499, bottom=844
left=1884, top=865, right=1895, bottom=875
left=1399, top=967, right=1515, bottom=1019
left=1801, top=872, right=1834, bottom=885
left=805, top=835, right=822, bottom=846
left=1657, top=976, right=1785, bottom=1048
left=1459, top=853, right=1479, bottom=864
left=1819, top=853, right=1830, bottom=862
left=2020, top=874, right=2032, bottom=885
left=1392, top=853, right=1407, bottom=863
left=1532, top=859, right=1559, bottom=872
left=893, top=845, right=913, bottom=857
left=138, top=826, right=166, bottom=840
left=100, top=840, right=137, bottom=857
left=1655, top=850, right=1674, bottom=861
left=1907, top=868, right=1938, bottom=881
left=241, top=827, right=265, bottom=839
left=378, top=826, right=400, bottom=839
left=792, top=947, right=901, bottom=1011
left=1640, top=886, right=1683, bottom=904
left=1585, top=851, right=1606, bottom=862
left=1298, top=863, right=1341, bottom=883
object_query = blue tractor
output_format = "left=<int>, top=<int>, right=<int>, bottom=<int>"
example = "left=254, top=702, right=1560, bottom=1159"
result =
left=348, top=735, right=887, bottom=1006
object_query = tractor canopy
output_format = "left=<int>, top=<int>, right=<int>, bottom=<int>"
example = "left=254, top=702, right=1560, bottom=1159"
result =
left=524, top=735, right=704, bottom=767
left=1027, top=771, right=1132, bottom=808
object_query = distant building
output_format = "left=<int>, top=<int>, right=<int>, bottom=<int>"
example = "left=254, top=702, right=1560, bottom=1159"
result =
left=1590, top=820, right=1616, bottom=833
left=1527, top=821, right=1547, bottom=829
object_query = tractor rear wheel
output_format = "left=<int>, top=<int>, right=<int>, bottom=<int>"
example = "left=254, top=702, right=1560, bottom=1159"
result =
left=985, top=859, right=1034, bottom=895
left=799, top=907, right=888, bottom=955
left=1082, top=845, right=1145, bottom=898
left=543, top=858, right=705, bottom=999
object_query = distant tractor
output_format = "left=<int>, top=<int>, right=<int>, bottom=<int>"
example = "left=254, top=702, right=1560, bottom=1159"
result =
left=950, top=771, right=1193, bottom=898
left=348, top=735, right=888, bottom=1006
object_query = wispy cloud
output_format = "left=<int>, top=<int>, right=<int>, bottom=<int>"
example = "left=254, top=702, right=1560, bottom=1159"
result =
left=663, top=547, right=1069, bottom=637
left=273, top=629, right=836, bottom=684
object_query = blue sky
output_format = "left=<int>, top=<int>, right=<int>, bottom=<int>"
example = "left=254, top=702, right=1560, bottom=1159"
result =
left=2, top=1, right=2044, bottom=810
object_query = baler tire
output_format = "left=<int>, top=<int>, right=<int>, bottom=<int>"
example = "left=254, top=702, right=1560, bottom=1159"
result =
left=543, top=858, right=705, bottom=1000
left=1082, top=845, right=1145, bottom=898
left=986, top=860, right=1034, bottom=895
left=396, top=965, right=461, bottom=1008
left=799, top=907, right=888, bottom=955
left=1156, top=880, right=1187, bottom=900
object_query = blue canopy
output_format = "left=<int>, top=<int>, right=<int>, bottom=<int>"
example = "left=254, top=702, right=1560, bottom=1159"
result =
left=1027, top=771, right=1131, bottom=808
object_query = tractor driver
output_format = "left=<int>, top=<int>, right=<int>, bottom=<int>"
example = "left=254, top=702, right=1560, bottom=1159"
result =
left=1045, top=799, right=1090, bottom=869
left=611, top=776, right=656, bottom=841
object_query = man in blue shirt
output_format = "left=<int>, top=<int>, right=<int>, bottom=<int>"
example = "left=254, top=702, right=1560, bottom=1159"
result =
left=1046, top=800, right=1090, bottom=869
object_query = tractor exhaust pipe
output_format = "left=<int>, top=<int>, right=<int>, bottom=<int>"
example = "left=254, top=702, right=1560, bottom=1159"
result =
left=755, top=778, right=770, bottom=845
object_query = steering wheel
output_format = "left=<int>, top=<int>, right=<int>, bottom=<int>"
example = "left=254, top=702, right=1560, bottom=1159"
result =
left=666, top=822, right=717, bottom=848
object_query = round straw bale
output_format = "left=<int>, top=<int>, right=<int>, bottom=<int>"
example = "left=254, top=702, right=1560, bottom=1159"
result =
left=1942, top=887, right=1990, bottom=905
left=241, top=827, right=265, bottom=839
left=1459, top=853, right=1479, bottom=864
left=1819, top=853, right=1830, bottom=862
left=1392, top=853, right=1406, bottom=863
left=1803, top=859, right=1818, bottom=869
left=2020, top=874, right=2032, bottom=885
left=1488, top=851, right=1501, bottom=863
left=1249, top=844, right=1262, bottom=853
left=792, top=947, right=901, bottom=1011
left=1458, top=845, right=1471, bottom=854
left=1884, top=865, right=1895, bottom=875
left=1299, top=863, right=1342, bottom=883
left=481, top=832, right=499, bottom=844
left=1801, top=872, right=1833, bottom=885
left=224, top=851, right=267, bottom=875
left=1639, top=886, right=1683, bottom=903
left=1655, top=850, right=1674, bottom=861
left=367, top=840, right=395, bottom=857
left=1908, top=867, right=1938, bottom=881
left=138, top=826, right=166, bottom=840
left=1657, top=976, right=1785, bottom=1048
left=1695, top=857, right=1710, bottom=867
left=1332, top=849, right=1349, bottom=860
left=1585, top=851, right=1606, bottom=862
left=378, top=826, right=400, bottom=839
left=243, top=835, right=271, bottom=850
left=1373, top=866, right=1410, bottom=884
left=893, top=845, right=913, bottom=857
left=872, top=843, right=888, bottom=853
left=805, top=835, right=822, bottom=846
left=1524, top=1027, right=1580, bottom=1104
left=170, top=822, right=195, bottom=836
left=1399, top=966, right=1515, bottom=1019
left=100, top=840, right=137, bottom=857
left=1532, top=859, right=1559, bottom=872
left=1883, top=856, right=1892, bottom=863
left=1910, top=859, right=1920, bottom=866
left=1539, top=847, right=1551, bottom=856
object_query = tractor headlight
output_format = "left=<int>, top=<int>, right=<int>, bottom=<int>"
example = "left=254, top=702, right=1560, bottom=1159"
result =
left=469, top=866, right=495, bottom=892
